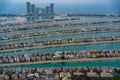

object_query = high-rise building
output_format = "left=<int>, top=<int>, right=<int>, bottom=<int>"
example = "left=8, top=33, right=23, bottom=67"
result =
left=26, top=2, right=55, bottom=17
left=45, top=6, right=49, bottom=15
left=50, top=3, right=54, bottom=15
left=35, top=7, right=39, bottom=15
left=41, top=8, right=45, bottom=15
left=26, top=2, right=31, bottom=15
left=38, top=8, right=44, bottom=15
left=31, top=4, right=35, bottom=15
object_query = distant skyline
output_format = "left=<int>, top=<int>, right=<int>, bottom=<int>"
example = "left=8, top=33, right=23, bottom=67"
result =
left=0, top=0, right=120, bottom=15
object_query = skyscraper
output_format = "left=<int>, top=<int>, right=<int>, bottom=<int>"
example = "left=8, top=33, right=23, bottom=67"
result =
left=35, top=7, right=39, bottom=15
left=26, top=2, right=31, bottom=15
left=31, top=4, right=35, bottom=15
left=45, top=6, right=49, bottom=15
left=50, top=3, right=54, bottom=15
left=41, top=8, right=45, bottom=15
left=26, top=2, right=55, bottom=17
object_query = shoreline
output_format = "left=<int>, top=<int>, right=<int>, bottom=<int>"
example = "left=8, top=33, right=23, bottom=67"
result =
left=0, top=30, right=120, bottom=43
left=1, top=21, right=120, bottom=35
left=0, top=57, right=120, bottom=67
left=0, top=40, right=120, bottom=53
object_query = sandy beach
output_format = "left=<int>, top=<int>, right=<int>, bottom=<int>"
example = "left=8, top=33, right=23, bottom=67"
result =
left=0, top=30, right=119, bottom=43
left=0, top=40, right=120, bottom=53
left=0, top=57, right=120, bottom=67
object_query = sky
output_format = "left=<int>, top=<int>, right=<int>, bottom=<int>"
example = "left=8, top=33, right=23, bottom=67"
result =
left=0, top=0, right=115, bottom=4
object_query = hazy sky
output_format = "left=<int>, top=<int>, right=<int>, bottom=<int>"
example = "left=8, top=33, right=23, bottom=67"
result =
left=0, top=0, right=113, bottom=4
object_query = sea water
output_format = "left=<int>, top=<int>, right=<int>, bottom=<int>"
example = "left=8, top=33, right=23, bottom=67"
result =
left=0, top=60, right=120, bottom=69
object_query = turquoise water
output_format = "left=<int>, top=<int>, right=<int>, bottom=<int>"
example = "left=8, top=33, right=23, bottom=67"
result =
left=0, top=60, right=120, bottom=69
left=1, top=16, right=120, bottom=30
left=2, top=31, right=120, bottom=44
left=1, top=23, right=120, bottom=36
left=0, top=42, right=120, bottom=55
